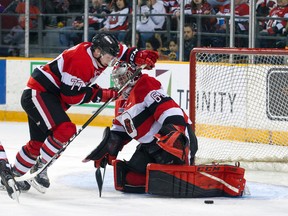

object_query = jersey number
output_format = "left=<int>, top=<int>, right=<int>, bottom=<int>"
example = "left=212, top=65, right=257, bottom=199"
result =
left=151, top=91, right=164, bottom=103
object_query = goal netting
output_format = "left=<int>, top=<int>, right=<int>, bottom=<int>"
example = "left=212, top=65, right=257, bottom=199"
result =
left=189, top=48, right=288, bottom=171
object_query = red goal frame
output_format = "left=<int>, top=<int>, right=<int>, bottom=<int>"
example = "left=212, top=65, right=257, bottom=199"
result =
left=189, top=47, right=288, bottom=132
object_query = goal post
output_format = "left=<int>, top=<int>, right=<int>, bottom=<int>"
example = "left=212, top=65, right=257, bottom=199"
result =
left=189, top=48, right=288, bottom=171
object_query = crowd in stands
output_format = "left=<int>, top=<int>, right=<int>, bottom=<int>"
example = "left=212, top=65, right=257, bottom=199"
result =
left=1, top=0, right=288, bottom=60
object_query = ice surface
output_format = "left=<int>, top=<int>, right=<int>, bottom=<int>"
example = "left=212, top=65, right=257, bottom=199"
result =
left=1, top=122, right=288, bottom=216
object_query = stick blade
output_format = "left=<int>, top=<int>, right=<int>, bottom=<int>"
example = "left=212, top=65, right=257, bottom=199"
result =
left=95, top=168, right=103, bottom=197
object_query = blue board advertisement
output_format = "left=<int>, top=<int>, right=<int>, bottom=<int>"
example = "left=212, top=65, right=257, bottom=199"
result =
left=0, top=60, right=6, bottom=104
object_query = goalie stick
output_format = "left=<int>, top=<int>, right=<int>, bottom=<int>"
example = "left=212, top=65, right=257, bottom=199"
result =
left=95, top=158, right=107, bottom=197
left=91, top=64, right=146, bottom=197
left=15, top=64, right=146, bottom=183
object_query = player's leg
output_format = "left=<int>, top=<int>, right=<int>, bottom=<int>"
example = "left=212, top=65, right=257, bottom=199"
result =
left=0, top=144, right=20, bottom=199
left=15, top=89, right=76, bottom=189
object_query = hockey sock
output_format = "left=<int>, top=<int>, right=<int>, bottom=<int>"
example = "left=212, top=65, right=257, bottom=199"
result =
left=0, top=143, right=8, bottom=161
left=14, top=146, right=37, bottom=175
left=40, top=135, right=63, bottom=163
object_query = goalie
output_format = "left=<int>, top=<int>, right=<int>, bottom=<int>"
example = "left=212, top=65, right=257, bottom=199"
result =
left=84, top=62, right=247, bottom=198
left=83, top=61, right=198, bottom=193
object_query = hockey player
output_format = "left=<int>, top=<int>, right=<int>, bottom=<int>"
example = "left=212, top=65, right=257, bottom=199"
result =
left=83, top=61, right=198, bottom=193
left=0, top=33, right=158, bottom=199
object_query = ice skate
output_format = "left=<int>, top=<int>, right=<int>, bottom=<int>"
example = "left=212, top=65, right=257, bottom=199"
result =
left=29, top=157, right=50, bottom=193
left=0, top=160, right=20, bottom=201
left=12, top=169, right=31, bottom=192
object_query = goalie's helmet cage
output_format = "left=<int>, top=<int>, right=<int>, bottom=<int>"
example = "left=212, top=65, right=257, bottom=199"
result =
left=112, top=62, right=136, bottom=89
left=91, top=33, right=120, bottom=57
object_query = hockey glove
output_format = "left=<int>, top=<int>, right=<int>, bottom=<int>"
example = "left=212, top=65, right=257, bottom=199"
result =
left=134, top=50, right=159, bottom=70
left=82, top=127, right=125, bottom=168
left=101, top=88, right=118, bottom=102
left=91, top=87, right=118, bottom=103
left=154, top=124, right=189, bottom=162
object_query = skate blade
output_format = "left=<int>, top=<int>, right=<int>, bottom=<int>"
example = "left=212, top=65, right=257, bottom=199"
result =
left=28, top=179, right=47, bottom=194
left=7, top=179, right=20, bottom=203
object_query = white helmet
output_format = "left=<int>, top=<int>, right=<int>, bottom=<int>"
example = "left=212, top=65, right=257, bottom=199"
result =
left=112, top=61, right=139, bottom=89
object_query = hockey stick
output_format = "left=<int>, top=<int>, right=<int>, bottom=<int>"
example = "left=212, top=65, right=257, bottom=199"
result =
left=95, top=157, right=107, bottom=197
left=15, top=64, right=146, bottom=182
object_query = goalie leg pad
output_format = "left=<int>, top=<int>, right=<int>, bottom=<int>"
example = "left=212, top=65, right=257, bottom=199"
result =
left=113, top=160, right=145, bottom=193
left=146, top=163, right=246, bottom=198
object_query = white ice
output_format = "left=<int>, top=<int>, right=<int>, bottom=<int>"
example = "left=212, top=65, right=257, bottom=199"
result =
left=1, top=122, right=288, bottom=216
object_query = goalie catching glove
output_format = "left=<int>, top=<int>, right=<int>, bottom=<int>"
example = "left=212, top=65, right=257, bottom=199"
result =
left=82, top=127, right=125, bottom=168
left=154, top=124, right=189, bottom=163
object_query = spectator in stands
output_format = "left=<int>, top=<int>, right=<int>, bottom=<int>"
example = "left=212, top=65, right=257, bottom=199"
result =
left=256, top=0, right=276, bottom=32
left=136, top=0, right=166, bottom=48
left=104, top=0, right=115, bottom=11
left=100, top=0, right=130, bottom=42
left=3, top=0, right=41, bottom=56
left=59, top=16, right=85, bottom=50
left=207, top=0, right=230, bottom=9
left=162, top=0, right=180, bottom=31
left=15, top=0, right=41, bottom=30
left=184, top=24, right=197, bottom=61
left=42, top=0, right=70, bottom=28
left=145, top=35, right=170, bottom=60
left=146, top=35, right=161, bottom=51
left=3, top=14, right=25, bottom=56
left=210, top=0, right=249, bottom=47
left=88, top=0, right=110, bottom=31
left=259, top=0, right=288, bottom=48
left=174, top=0, right=216, bottom=46
left=167, top=38, right=179, bottom=61
left=122, top=29, right=142, bottom=49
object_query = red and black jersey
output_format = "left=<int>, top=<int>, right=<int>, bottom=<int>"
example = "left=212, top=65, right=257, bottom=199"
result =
left=218, top=3, right=249, bottom=16
left=162, top=0, right=180, bottom=13
left=103, top=7, right=130, bottom=31
left=266, top=6, right=288, bottom=30
left=111, top=74, right=192, bottom=144
left=26, top=42, right=129, bottom=106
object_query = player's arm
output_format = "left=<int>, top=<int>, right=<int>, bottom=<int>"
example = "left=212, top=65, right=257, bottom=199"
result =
left=60, top=76, right=117, bottom=105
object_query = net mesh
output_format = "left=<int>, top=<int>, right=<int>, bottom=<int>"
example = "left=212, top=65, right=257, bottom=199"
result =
left=191, top=50, right=288, bottom=168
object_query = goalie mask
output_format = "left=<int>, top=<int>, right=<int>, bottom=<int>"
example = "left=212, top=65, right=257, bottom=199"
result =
left=112, top=61, right=140, bottom=89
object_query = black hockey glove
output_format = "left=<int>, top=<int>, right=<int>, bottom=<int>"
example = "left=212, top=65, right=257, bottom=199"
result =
left=83, top=127, right=125, bottom=168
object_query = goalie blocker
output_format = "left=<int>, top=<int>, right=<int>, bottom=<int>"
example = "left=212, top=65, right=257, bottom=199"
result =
left=113, top=160, right=246, bottom=197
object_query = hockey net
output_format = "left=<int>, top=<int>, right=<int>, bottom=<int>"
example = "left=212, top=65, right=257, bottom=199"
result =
left=189, top=48, right=288, bottom=171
